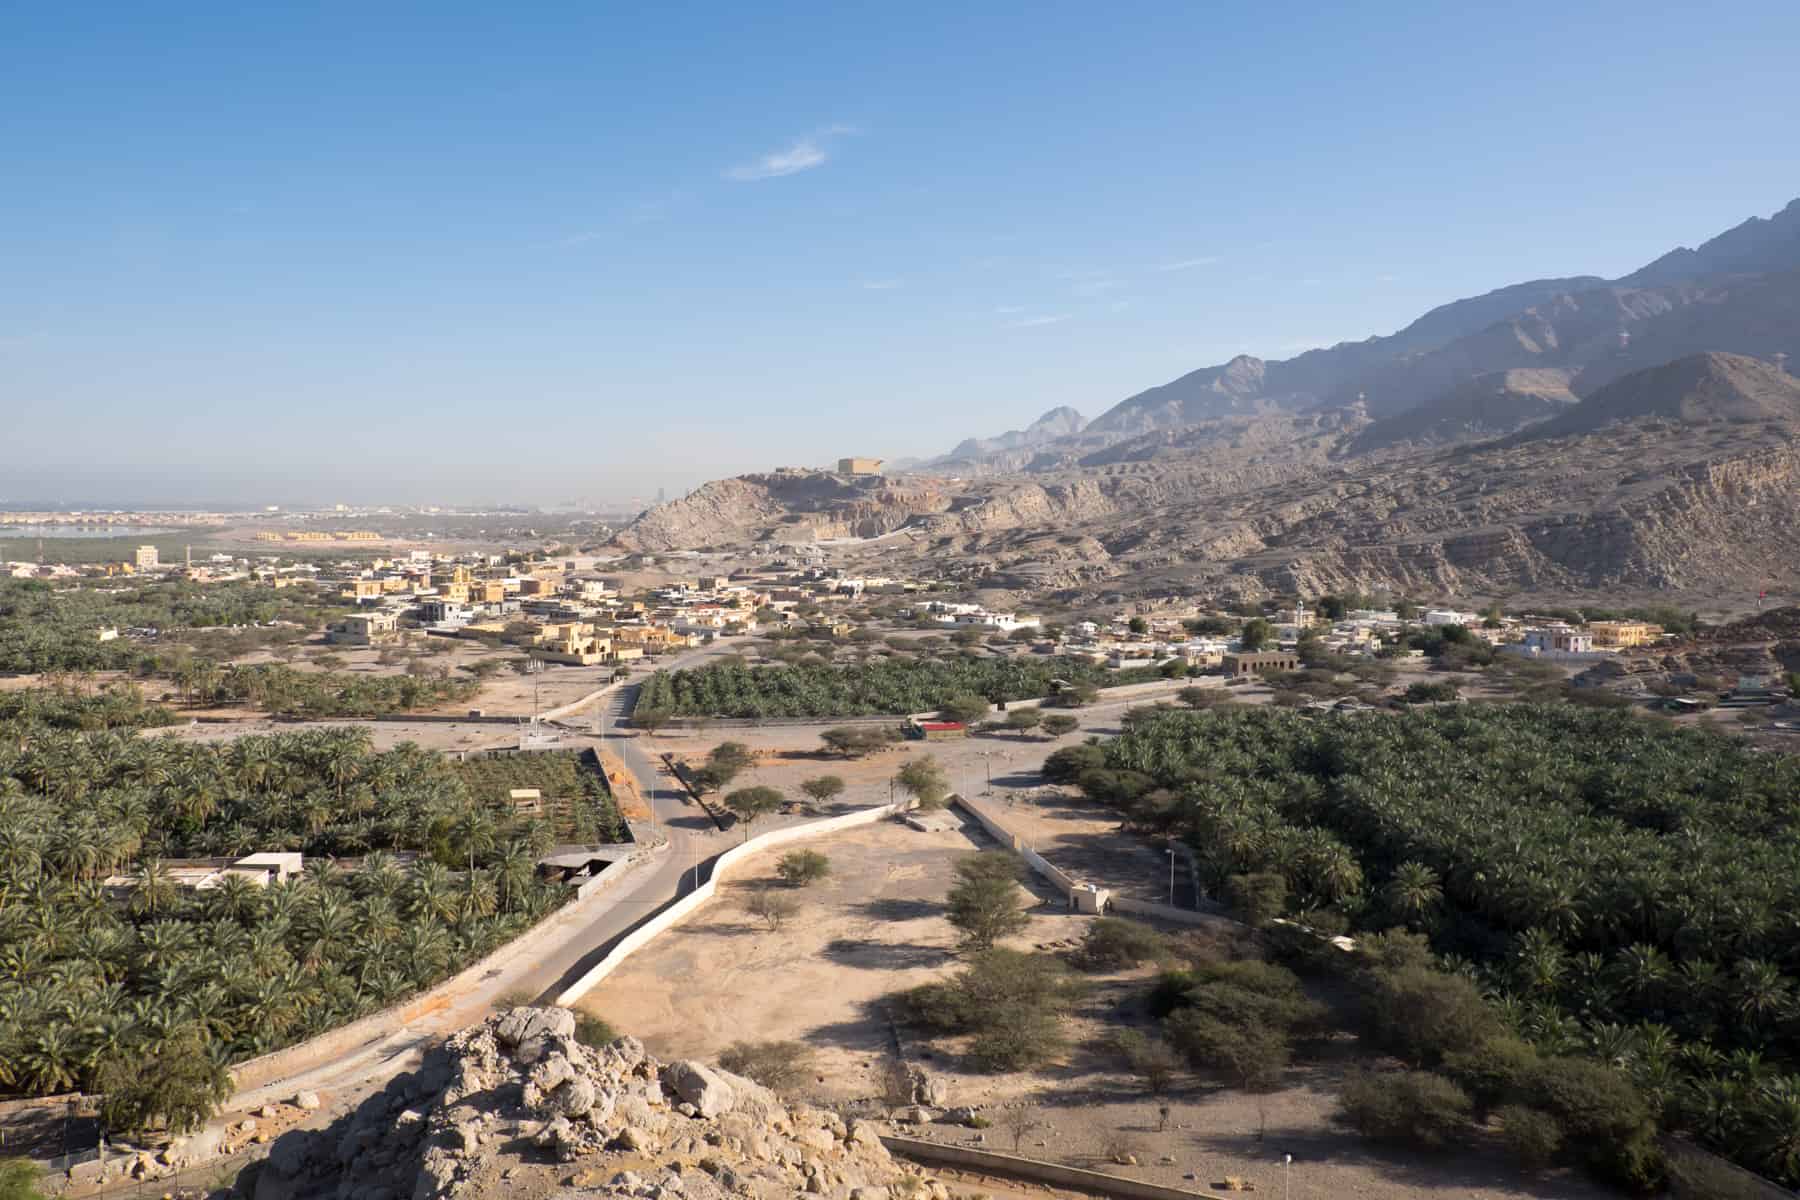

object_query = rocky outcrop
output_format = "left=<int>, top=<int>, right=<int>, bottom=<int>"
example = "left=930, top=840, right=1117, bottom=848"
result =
left=257, top=1009, right=942, bottom=1200
left=616, top=472, right=954, bottom=552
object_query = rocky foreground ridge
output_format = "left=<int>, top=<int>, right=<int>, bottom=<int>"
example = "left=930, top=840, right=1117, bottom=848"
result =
left=256, top=1008, right=942, bottom=1200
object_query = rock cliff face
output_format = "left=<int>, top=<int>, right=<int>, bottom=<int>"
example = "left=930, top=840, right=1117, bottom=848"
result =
left=257, top=1007, right=940, bottom=1200
left=616, top=472, right=954, bottom=552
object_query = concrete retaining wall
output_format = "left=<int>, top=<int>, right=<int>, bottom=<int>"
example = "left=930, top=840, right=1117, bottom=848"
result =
left=1664, top=1138, right=1800, bottom=1200
left=553, top=803, right=903, bottom=1007
left=1110, top=895, right=1238, bottom=929
left=953, top=795, right=1238, bottom=930
left=228, top=843, right=665, bottom=1095
left=879, top=1135, right=1230, bottom=1200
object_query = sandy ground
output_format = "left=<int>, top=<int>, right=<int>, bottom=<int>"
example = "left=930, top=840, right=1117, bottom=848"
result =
left=636, top=675, right=1204, bottom=898
left=580, top=818, right=1612, bottom=1200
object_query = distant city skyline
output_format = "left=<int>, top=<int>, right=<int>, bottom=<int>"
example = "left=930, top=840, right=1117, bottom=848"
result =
left=4, top=2, right=1797, bottom=506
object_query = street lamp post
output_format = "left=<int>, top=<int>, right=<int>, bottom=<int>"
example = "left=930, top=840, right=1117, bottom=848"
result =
left=1283, top=1153, right=1292, bottom=1200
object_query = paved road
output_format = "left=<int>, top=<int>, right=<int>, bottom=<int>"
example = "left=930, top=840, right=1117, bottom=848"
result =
left=100, top=648, right=749, bottom=1190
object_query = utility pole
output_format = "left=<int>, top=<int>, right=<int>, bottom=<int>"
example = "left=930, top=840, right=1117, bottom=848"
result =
left=1167, top=848, right=1176, bottom=907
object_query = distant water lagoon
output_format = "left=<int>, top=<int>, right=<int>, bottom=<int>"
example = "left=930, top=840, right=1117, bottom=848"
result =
left=0, top=524, right=181, bottom=539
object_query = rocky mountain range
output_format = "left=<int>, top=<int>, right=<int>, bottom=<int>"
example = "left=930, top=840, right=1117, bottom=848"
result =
left=619, top=198, right=1800, bottom=607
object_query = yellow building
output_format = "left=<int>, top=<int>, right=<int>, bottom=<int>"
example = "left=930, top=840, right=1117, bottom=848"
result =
left=1589, top=621, right=1664, bottom=648
left=533, top=622, right=614, bottom=665
left=837, top=457, right=884, bottom=475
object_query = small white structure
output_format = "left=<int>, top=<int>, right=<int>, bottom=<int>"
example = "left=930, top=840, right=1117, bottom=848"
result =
left=1072, top=882, right=1112, bottom=914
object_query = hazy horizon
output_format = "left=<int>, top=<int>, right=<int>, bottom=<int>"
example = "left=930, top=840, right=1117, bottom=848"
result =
left=6, top=2, right=1798, bottom=507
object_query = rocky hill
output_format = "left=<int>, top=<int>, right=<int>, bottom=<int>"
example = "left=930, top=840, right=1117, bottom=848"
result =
left=620, top=197, right=1800, bottom=605
left=615, top=471, right=956, bottom=553
left=1347, top=368, right=1578, bottom=453
left=1521, top=351, right=1800, bottom=440
left=257, top=1007, right=942, bottom=1200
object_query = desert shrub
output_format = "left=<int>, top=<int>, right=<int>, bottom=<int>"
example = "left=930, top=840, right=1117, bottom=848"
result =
left=745, top=887, right=799, bottom=931
left=1112, top=1029, right=1182, bottom=1095
left=1337, top=1070, right=1473, bottom=1148
left=1525, top=1056, right=1661, bottom=1188
left=895, top=949, right=1083, bottom=1072
left=1443, top=1035, right=1542, bottom=1110
left=0, top=1158, right=48, bottom=1200
left=718, top=1040, right=816, bottom=1092
left=946, top=852, right=1029, bottom=951
left=1224, top=872, right=1287, bottom=927
left=1042, top=743, right=1105, bottom=784
left=1165, top=1009, right=1290, bottom=1092
left=1072, top=918, right=1173, bottom=970
left=1152, top=959, right=1323, bottom=1030
left=1497, top=1104, right=1565, bottom=1170
left=968, top=1005, right=1069, bottom=1071
left=574, top=1013, right=620, bottom=1047
left=1361, top=965, right=1506, bottom=1067
left=776, top=849, right=832, bottom=887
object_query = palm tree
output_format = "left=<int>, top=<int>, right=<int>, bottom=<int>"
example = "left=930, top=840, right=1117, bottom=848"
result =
left=128, top=859, right=179, bottom=919
left=450, top=808, right=497, bottom=873
left=18, top=1021, right=82, bottom=1093
left=490, top=841, right=537, bottom=914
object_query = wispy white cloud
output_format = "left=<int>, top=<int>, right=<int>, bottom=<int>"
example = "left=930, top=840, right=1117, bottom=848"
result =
left=994, top=305, right=1027, bottom=315
left=861, top=279, right=902, bottom=290
left=1007, top=314, right=1072, bottom=329
left=1156, top=256, right=1219, bottom=272
left=724, top=125, right=859, bottom=182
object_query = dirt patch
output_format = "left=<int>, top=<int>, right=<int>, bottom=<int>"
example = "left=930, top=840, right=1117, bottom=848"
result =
left=580, top=818, right=1609, bottom=1200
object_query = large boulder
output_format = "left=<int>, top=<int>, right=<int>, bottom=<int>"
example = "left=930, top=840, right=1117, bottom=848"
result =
left=663, top=1061, right=736, bottom=1119
left=496, top=1006, right=576, bottom=1049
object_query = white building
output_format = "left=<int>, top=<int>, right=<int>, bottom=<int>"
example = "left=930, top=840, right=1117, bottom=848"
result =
left=1424, top=609, right=1481, bottom=627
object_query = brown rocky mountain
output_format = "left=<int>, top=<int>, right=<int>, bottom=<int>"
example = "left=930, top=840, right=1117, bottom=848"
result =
left=618, top=351, right=1800, bottom=605
left=622, top=199, right=1800, bottom=606
left=901, top=198, right=1800, bottom=470
left=1520, top=351, right=1800, bottom=440
left=1347, top=368, right=1578, bottom=454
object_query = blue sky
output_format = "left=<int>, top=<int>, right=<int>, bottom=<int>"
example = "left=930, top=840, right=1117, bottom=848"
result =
left=3, top=1, right=1797, bottom=509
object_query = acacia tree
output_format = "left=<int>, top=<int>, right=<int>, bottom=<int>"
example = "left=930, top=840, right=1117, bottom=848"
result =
left=947, top=852, right=1029, bottom=951
left=1004, top=708, right=1043, bottom=738
left=893, top=756, right=951, bottom=810
left=798, top=775, right=846, bottom=809
left=724, top=786, right=784, bottom=840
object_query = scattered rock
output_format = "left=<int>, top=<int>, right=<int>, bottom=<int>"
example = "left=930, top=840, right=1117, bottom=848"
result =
left=248, top=1006, right=941, bottom=1200
left=664, top=1061, right=736, bottom=1119
left=293, top=1090, right=322, bottom=1111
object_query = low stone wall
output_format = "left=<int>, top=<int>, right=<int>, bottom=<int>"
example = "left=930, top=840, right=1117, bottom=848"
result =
left=879, top=1135, right=1230, bottom=1200
left=553, top=803, right=904, bottom=1006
